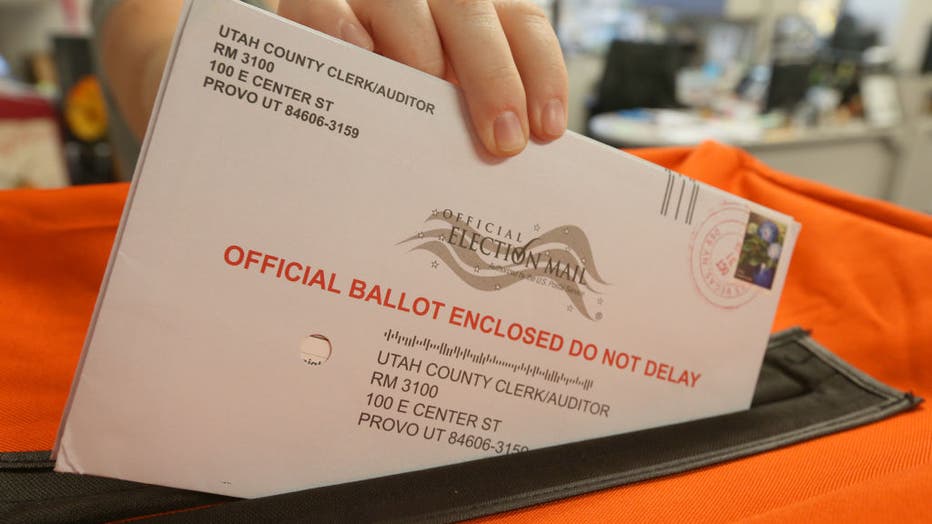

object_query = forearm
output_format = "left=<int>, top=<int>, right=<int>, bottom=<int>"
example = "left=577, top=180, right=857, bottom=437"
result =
left=97, top=0, right=184, bottom=139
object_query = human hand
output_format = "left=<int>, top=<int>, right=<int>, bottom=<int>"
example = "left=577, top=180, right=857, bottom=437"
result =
left=277, top=0, right=568, bottom=157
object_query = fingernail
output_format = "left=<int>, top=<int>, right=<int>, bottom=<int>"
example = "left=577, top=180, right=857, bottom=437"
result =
left=493, top=111, right=526, bottom=154
left=542, top=99, right=565, bottom=138
left=339, top=20, right=373, bottom=51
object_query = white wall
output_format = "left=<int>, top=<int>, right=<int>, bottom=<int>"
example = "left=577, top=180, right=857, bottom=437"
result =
left=891, top=0, right=932, bottom=72
left=0, top=0, right=91, bottom=78
left=841, top=0, right=932, bottom=72
left=843, top=0, right=905, bottom=48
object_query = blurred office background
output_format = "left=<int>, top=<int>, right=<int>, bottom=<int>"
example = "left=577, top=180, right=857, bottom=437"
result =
left=1, top=0, right=931, bottom=212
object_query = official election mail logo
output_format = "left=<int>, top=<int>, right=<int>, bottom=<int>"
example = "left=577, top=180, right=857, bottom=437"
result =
left=401, top=209, right=608, bottom=320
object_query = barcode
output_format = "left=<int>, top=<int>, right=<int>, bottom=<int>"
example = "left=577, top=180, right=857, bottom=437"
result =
left=661, top=168, right=700, bottom=225
left=383, top=329, right=594, bottom=391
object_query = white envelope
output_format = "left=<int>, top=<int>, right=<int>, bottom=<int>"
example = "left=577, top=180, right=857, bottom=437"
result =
left=54, top=0, right=800, bottom=498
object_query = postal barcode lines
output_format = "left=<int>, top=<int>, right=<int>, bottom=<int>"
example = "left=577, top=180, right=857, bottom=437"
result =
left=661, top=169, right=700, bottom=225
left=383, top=329, right=594, bottom=391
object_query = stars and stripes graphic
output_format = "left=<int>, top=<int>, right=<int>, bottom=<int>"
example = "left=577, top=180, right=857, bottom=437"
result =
left=400, top=212, right=608, bottom=320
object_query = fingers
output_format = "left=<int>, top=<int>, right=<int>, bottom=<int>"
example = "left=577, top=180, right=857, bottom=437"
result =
left=428, top=0, right=529, bottom=156
left=495, top=0, right=568, bottom=141
left=277, top=0, right=374, bottom=51
left=347, top=0, right=445, bottom=78
left=278, top=1, right=568, bottom=157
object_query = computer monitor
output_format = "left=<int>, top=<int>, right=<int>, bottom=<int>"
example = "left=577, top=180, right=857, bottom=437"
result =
left=765, top=62, right=813, bottom=113
left=591, top=39, right=695, bottom=116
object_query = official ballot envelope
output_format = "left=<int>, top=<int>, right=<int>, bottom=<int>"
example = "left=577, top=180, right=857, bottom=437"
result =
left=54, top=0, right=801, bottom=498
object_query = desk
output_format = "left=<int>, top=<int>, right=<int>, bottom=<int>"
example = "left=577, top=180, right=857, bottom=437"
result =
left=589, top=110, right=904, bottom=205
left=746, top=123, right=900, bottom=202
left=588, top=109, right=764, bottom=147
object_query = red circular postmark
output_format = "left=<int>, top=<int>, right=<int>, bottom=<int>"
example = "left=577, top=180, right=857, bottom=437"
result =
left=689, top=204, right=758, bottom=309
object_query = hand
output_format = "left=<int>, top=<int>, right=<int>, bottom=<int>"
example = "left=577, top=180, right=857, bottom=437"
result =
left=277, top=0, right=568, bottom=157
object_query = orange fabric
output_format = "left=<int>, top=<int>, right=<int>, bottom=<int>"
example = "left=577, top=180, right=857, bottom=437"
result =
left=1, top=142, right=930, bottom=521
left=477, top=143, right=932, bottom=523
left=0, top=182, right=127, bottom=453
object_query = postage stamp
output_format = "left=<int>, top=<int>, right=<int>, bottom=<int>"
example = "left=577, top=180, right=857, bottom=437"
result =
left=733, top=212, right=788, bottom=290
